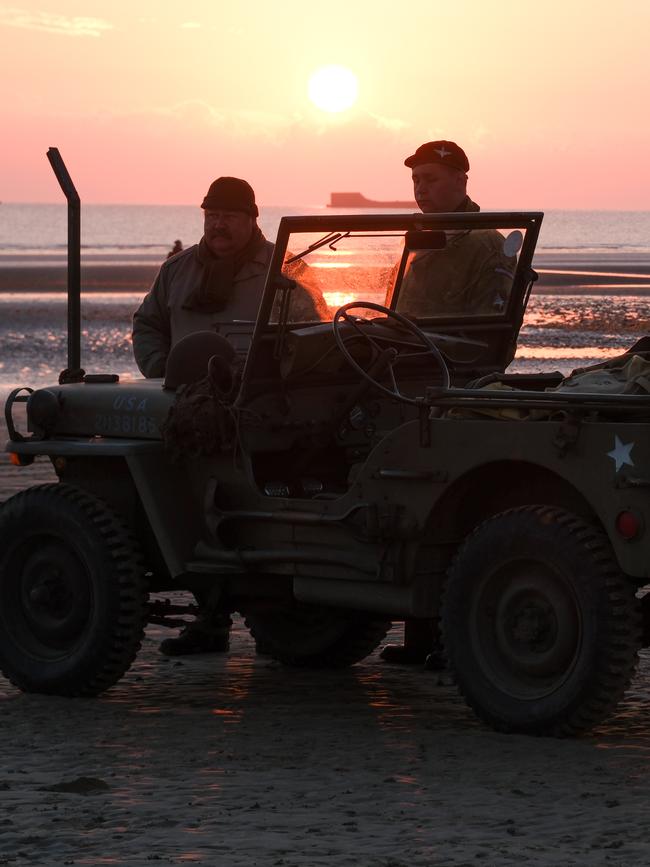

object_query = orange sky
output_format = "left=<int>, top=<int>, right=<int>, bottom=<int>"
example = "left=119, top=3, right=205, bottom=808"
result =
left=1, top=0, right=649, bottom=208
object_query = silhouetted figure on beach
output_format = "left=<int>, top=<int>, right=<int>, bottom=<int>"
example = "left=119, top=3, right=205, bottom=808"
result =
left=167, top=239, right=183, bottom=258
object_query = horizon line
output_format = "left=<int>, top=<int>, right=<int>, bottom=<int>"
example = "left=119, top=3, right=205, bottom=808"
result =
left=2, top=201, right=650, bottom=213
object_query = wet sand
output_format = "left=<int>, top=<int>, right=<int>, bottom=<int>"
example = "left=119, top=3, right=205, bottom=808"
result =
left=3, top=464, right=650, bottom=865
left=0, top=263, right=158, bottom=293
left=0, top=255, right=649, bottom=295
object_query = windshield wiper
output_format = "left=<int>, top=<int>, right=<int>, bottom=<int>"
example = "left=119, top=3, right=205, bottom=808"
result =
left=284, top=231, right=346, bottom=264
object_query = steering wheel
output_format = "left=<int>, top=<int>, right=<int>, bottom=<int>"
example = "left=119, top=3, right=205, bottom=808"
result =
left=332, top=301, right=450, bottom=404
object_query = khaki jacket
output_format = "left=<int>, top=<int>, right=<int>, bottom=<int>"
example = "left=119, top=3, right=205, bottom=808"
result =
left=133, top=239, right=328, bottom=378
left=133, top=240, right=275, bottom=377
left=396, top=198, right=516, bottom=317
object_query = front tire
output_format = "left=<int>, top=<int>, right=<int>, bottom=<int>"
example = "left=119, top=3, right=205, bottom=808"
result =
left=442, top=506, right=641, bottom=736
left=245, top=602, right=391, bottom=668
left=0, top=484, right=148, bottom=696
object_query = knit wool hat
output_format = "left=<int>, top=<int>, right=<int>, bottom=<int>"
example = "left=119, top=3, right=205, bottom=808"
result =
left=201, top=177, right=259, bottom=217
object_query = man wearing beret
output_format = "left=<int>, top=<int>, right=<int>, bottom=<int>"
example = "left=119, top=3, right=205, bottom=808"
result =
left=133, top=176, right=323, bottom=656
left=381, top=140, right=515, bottom=668
left=395, top=139, right=515, bottom=317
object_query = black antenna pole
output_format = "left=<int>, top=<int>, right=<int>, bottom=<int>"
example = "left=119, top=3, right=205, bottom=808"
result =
left=46, top=147, right=81, bottom=372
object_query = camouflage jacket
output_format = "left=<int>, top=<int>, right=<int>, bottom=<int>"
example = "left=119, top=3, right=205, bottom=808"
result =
left=396, top=197, right=516, bottom=317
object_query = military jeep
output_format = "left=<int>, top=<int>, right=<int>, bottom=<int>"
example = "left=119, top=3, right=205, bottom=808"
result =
left=2, top=200, right=648, bottom=737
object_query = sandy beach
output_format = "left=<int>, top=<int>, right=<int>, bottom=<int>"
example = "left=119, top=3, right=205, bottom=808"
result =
left=3, top=443, right=650, bottom=865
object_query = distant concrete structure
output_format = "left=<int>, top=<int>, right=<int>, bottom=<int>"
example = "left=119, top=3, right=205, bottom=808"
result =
left=328, top=192, right=416, bottom=208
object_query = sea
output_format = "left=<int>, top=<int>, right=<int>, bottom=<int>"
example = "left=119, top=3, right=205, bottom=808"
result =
left=1, top=203, right=649, bottom=397
left=2, top=203, right=650, bottom=260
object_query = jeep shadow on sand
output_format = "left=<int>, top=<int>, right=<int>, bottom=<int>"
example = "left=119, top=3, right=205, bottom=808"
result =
left=3, top=153, right=649, bottom=736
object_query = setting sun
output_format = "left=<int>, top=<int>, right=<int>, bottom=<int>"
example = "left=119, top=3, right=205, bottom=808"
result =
left=308, top=65, right=359, bottom=113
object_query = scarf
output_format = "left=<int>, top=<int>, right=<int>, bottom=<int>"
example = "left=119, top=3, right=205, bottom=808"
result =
left=183, top=225, right=265, bottom=313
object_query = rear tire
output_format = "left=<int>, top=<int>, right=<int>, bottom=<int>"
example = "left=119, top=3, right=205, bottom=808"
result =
left=0, top=484, right=148, bottom=696
left=245, top=602, right=391, bottom=668
left=442, top=506, right=641, bottom=736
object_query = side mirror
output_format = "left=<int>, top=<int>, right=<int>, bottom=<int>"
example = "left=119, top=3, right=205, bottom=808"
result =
left=404, top=230, right=447, bottom=251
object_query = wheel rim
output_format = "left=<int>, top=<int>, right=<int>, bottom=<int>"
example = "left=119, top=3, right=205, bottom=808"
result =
left=2, top=536, right=92, bottom=659
left=470, top=559, right=582, bottom=700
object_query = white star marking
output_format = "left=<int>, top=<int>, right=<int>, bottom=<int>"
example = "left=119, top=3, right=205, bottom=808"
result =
left=435, top=146, right=452, bottom=159
left=607, top=435, right=635, bottom=473
left=493, top=294, right=505, bottom=311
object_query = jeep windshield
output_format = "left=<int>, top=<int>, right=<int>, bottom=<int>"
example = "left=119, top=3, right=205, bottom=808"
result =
left=259, top=212, right=541, bottom=327
left=241, top=213, right=543, bottom=399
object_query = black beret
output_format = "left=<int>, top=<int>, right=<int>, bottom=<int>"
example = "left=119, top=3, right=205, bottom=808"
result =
left=404, top=140, right=469, bottom=172
left=201, top=177, right=259, bottom=217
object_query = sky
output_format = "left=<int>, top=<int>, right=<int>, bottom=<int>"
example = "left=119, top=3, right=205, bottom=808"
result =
left=1, top=0, right=649, bottom=209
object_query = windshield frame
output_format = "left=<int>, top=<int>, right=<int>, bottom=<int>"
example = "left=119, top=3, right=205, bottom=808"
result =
left=241, top=211, right=543, bottom=399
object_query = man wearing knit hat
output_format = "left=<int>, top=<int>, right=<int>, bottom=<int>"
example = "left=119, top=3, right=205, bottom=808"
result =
left=132, top=176, right=323, bottom=656
left=380, top=140, right=516, bottom=668
left=134, top=176, right=325, bottom=379
left=134, top=177, right=271, bottom=378
left=132, top=177, right=270, bottom=655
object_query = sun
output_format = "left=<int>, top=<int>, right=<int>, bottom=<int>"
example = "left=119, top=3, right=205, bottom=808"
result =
left=308, top=65, right=359, bottom=114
